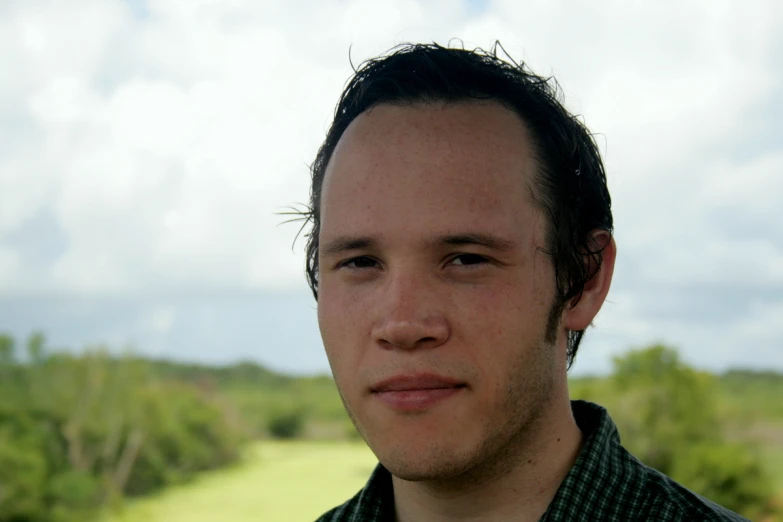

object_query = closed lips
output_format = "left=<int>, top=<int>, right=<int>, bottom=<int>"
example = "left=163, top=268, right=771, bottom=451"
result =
left=371, top=375, right=466, bottom=392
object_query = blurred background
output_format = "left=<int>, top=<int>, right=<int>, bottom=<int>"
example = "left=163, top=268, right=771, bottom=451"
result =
left=0, top=0, right=781, bottom=521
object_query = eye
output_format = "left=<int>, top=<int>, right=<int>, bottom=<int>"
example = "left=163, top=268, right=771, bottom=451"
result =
left=339, top=256, right=379, bottom=269
left=449, top=253, right=490, bottom=267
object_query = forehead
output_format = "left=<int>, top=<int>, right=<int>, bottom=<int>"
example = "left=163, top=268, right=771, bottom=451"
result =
left=320, top=101, right=540, bottom=242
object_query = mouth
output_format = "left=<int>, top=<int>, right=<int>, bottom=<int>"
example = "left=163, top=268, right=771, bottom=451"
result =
left=370, top=373, right=467, bottom=411
left=371, top=373, right=466, bottom=392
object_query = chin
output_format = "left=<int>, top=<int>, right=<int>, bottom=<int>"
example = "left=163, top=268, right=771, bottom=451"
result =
left=374, top=441, right=479, bottom=482
left=384, top=459, right=472, bottom=482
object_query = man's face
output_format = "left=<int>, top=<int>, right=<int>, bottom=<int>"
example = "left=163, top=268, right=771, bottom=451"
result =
left=317, top=101, right=565, bottom=481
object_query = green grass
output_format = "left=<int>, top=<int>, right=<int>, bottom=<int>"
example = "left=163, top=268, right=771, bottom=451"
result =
left=100, top=441, right=377, bottom=522
left=763, top=446, right=783, bottom=491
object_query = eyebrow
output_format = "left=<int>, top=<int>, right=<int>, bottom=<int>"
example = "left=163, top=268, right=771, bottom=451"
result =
left=435, top=233, right=516, bottom=252
left=321, top=233, right=515, bottom=257
left=321, top=236, right=378, bottom=257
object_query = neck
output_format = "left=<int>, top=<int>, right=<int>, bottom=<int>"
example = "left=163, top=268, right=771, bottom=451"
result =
left=391, top=394, right=583, bottom=522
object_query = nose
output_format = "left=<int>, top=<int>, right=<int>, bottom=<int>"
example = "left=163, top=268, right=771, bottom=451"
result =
left=371, top=272, right=450, bottom=351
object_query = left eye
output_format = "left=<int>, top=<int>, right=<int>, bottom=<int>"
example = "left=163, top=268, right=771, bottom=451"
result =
left=340, top=256, right=379, bottom=269
left=450, top=254, right=489, bottom=266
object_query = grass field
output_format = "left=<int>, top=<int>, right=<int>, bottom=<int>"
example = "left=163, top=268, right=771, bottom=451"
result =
left=764, top=447, right=783, bottom=517
left=765, top=448, right=783, bottom=486
left=100, top=441, right=377, bottom=522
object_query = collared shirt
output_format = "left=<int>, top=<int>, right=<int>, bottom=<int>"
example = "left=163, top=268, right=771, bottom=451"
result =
left=315, top=400, right=748, bottom=521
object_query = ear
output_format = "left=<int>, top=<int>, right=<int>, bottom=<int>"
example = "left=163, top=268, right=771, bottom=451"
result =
left=563, top=231, right=617, bottom=331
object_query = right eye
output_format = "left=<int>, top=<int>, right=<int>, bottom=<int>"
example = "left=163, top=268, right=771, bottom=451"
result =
left=339, top=256, right=379, bottom=269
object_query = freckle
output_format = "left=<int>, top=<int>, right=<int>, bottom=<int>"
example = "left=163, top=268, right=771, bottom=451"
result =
left=527, top=459, right=532, bottom=464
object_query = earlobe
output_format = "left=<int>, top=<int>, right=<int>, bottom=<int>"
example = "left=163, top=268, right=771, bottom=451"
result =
left=563, top=232, right=617, bottom=332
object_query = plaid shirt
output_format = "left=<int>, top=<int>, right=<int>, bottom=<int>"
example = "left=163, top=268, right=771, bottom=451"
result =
left=315, top=400, right=748, bottom=521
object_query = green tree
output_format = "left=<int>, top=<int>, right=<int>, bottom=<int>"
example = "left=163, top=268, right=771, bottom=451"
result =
left=609, top=345, right=719, bottom=473
left=670, top=442, right=773, bottom=520
left=606, top=345, right=774, bottom=518
left=0, top=334, right=248, bottom=522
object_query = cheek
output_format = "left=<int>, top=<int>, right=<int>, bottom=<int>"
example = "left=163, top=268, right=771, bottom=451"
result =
left=459, top=278, right=547, bottom=333
left=317, top=288, right=365, bottom=377
left=317, top=298, right=342, bottom=362
left=454, top=279, right=552, bottom=372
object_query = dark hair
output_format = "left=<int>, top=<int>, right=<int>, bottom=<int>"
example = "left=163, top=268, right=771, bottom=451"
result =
left=298, top=42, right=613, bottom=368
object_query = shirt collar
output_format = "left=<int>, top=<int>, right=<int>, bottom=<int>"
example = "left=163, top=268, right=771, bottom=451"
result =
left=540, top=400, right=648, bottom=520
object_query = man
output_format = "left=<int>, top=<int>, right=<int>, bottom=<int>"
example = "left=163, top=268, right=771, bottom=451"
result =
left=304, top=43, right=746, bottom=521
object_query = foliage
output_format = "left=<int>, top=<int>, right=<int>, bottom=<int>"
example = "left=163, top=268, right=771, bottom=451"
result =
left=222, top=375, right=350, bottom=439
left=571, top=345, right=778, bottom=519
left=608, top=345, right=720, bottom=471
left=266, top=407, right=306, bottom=439
left=719, top=370, right=783, bottom=422
left=0, top=333, right=247, bottom=522
left=670, top=442, right=773, bottom=520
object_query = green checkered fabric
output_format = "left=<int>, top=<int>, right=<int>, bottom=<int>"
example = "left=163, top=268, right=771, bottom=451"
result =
left=315, top=400, right=748, bottom=521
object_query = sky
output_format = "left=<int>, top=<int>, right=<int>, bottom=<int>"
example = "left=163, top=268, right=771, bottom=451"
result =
left=0, top=0, right=781, bottom=376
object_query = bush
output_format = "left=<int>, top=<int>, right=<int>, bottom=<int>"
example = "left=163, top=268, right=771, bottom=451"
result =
left=670, top=442, right=774, bottom=519
left=267, top=408, right=306, bottom=439
left=47, top=470, right=100, bottom=522
left=0, top=334, right=248, bottom=522
left=0, top=433, right=48, bottom=521
left=605, top=345, right=776, bottom=519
